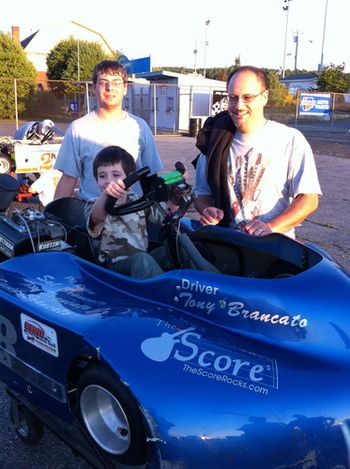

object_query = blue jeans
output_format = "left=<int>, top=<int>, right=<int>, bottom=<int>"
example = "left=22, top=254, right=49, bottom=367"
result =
left=111, top=251, right=164, bottom=279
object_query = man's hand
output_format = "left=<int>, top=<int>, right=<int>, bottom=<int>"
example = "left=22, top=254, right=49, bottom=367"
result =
left=194, top=196, right=224, bottom=226
left=244, top=219, right=273, bottom=236
left=200, top=207, right=224, bottom=226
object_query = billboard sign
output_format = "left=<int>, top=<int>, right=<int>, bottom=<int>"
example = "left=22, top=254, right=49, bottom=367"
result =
left=116, top=55, right=151, bottom=74
left=299, top=93, right=331, bottom=116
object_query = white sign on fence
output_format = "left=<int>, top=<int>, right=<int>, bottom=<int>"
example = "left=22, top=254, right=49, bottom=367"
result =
left=299, top=93, right=331, bottom=116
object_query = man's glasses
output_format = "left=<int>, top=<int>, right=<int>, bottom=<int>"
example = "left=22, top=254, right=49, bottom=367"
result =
left=228, top=90, right=266, bottom=104
left=97, top=79, right=126, bottom=89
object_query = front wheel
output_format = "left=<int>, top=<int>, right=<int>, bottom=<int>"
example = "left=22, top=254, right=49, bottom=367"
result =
left=9, top=400, right=44, bottom=445
left=0, top=155, right=12, bottom=174
left=77, top=364, right=147, bottom=466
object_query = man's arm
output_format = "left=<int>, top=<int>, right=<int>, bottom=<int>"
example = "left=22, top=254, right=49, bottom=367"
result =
left=194, top=195, right=224, bottom=225
left=54, top=173, right=77, bottom=199
left=245, top=193, right=319, bottom=236
left=139, top=119, right=164, bottom=174
left=268, top=193, right=319, bottom=233
left=196, top=192, right=319, bottom=235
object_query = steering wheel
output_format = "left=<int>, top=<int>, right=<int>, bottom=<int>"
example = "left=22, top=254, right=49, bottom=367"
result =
left=104, top=166, right=220, bottom=274
left=104, top=166, right=155, bottom=217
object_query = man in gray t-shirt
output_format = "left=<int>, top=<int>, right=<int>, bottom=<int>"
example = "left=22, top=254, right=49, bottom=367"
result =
left=54, top=60, right=163, bottom=201
left=194, top=66, right=321, bottom=238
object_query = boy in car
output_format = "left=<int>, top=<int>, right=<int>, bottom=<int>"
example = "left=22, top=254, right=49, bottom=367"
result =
left=85, top=145, right=173, bottom=279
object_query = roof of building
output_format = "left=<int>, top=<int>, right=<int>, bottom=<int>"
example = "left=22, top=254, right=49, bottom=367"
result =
left=21, top=30, right=39, bottom=49
left=18, top=20, right=116, bottom=72
left=135, top=70, right=226, bottom=87
left=20, top=20, right=115, bottom=55
left=280, top=73, right=318, bottom=83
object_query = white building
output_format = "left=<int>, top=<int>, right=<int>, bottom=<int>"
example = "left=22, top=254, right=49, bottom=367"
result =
left=279, top=73, right=318, bottom=95
left=130, top=70, right=227, bottom=134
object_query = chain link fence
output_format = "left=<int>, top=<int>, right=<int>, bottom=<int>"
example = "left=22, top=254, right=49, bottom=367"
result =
left=1, top=78, right=349, bottom=135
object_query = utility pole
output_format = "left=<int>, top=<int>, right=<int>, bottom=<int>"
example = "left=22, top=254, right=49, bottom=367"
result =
left=319, top=0, right=329, bottom=71
left=282, top=0, right=292, bottom=78
left=77, top=39, right=80, bottom=82
left=203, top=20, right=210, bottom=78
left=293, top=30, right=303, bottom=71
left=193, top=40, right=198, bottom=74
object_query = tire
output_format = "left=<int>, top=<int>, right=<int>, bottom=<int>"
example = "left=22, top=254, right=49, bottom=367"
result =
left=9, top=400, right=44, bottom=445
left=77, top=364, right=147, bottom=466
left=0, top=155, right=12, bottom=174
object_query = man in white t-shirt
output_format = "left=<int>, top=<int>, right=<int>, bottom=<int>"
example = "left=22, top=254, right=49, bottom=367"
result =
left=54, top=60, right=163, bottom=201
left=194, top=65, right=321, bottom=238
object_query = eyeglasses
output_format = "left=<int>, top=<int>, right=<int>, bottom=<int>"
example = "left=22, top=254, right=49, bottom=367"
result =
left=97, top=79, right=126, bottom=89
left=228, top=90, right=266, bottom=104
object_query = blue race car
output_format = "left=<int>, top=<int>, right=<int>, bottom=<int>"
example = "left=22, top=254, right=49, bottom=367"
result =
left=0, top=169, right=349, bottom=469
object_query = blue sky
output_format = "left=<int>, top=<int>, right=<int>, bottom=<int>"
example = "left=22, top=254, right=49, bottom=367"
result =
left=3, top=0, right=349, bottom=72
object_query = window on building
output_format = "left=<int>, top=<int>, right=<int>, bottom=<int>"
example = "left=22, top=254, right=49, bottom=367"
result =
left=166, top=97, right=175, bottom=113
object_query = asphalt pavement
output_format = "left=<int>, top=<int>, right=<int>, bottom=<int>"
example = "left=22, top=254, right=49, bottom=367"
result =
left=0, top=130, right=349, bottom=468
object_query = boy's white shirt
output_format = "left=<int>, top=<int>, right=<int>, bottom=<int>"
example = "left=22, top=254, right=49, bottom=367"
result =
left=30, top=170, right=62, bottom=206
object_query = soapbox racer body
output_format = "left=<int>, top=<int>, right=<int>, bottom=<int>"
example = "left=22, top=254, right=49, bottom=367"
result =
left=0, top=120, right=64, bottom=176
left=0, top=169, right=349, bottom=469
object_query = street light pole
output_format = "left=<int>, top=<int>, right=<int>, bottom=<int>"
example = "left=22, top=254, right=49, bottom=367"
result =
left=194, top=40, right=198, bottom=74
left=77, top=39, right=80, bottom=82
left=282, top=0, right=292, bottom=78
left=319, top=0, right=329, bottom=71
left=293, top=30, right=303, bottom=71
left=203, top=20, right=210, bottom=78
left=294, top=34, right=298, bottom=71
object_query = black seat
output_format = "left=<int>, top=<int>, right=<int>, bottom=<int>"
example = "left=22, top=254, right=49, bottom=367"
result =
left=44, top=198, right=98, bottom=262
left=44, top=197, right=86, bottom=228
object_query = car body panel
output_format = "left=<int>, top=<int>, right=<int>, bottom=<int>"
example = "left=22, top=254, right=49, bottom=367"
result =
left=0, top=229, right=349, bottom=468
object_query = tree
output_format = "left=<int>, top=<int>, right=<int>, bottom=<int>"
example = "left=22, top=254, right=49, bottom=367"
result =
left=46, top=36, right=116, bottom=94
left=0, top=32, right=36, bottom=119
left=317, top=63, right=350, bottom=93
left=217, top=68, right=228, bottom=81
left=226, top=56, right=242, bottom=81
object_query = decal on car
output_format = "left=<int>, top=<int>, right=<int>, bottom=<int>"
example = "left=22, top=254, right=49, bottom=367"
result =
left=226, top=301, right=308, bottom=328
left=21, top=313, right=59, bottom=357
left=56, top=286, right=111, bottom=316
left=174, top=278, right=308, bottom=329
left=37, top=240, right=62, bottom=252
left=0, top=314, right=17, bottom=367
left=0, top=234, right=14, bottom=258
left=0, top=317, right=66, bottom=402
left=141, top=326, right=278, bottom=395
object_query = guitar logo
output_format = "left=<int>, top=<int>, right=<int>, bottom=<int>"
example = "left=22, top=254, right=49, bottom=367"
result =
left=141, top=327, right=195, bottom=362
